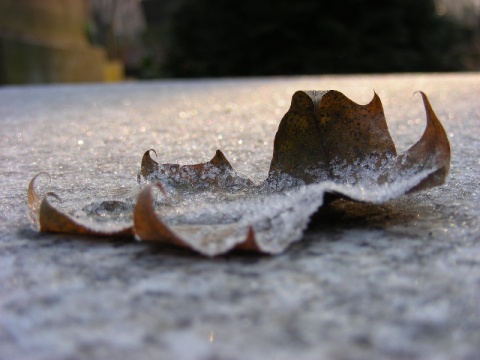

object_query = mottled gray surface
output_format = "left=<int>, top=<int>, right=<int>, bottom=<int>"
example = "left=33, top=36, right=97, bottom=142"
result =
left=0, top=74, right=479, bottom=360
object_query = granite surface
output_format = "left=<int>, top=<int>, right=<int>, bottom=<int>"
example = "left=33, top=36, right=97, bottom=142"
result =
left=0, top=74, right=479, bottom=360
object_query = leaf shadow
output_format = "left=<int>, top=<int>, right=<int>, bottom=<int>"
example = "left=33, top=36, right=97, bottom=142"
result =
left=138, top=241, right=270, bottom=262
left=308, top=195, right=435, bottom=232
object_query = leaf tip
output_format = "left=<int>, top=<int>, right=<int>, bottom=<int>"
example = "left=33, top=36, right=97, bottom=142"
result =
left=234, top=226, right=261, bottom=252
left=28, top=173, right=52, bottom=226
left=141, top=149, right=159, bottom=178
left=210, top=149, right=233, bottom=169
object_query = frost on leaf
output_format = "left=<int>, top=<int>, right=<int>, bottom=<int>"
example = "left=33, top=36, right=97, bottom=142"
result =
left=27, top=91, right=450, bottom=256
left=141, top=148, right=253, bottom=190
left=28, top=174, right=132, bottom=237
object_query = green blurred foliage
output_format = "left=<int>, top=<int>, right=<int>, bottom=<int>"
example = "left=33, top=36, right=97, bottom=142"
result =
left=161, top=0, right=471, bottom=77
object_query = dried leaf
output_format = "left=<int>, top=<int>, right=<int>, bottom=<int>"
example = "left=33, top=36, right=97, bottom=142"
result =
left=268, top=90, right=397, bottom=185
left=28, top=90, right=450, bottom=256
left=133, top=184, right=260, bottom=255
left=266, top=90, right=450, bottom=193
left=28, top=174, right=132, bottom=237
left=392, top=92, right=450, bottom=193
left=141, top=148, right=253, bottom=190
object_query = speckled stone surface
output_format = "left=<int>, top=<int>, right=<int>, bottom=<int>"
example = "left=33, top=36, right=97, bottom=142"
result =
left=0, top=74, right=479, bottom=360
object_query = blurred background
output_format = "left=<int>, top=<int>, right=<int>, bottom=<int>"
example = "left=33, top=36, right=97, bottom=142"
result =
left=0, top=0, right=479, bottom=84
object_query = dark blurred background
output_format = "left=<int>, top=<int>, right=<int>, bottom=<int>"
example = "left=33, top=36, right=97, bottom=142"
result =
left=0, top=0, right=479, bottom=84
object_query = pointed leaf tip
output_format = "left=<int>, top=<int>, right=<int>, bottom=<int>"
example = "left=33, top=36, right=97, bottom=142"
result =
left=397, top=92, right=450, bottom=192
left=27, top=173, right=52, bottom=228
left=210, top=149, right=233, bottom=169
left=234, top=227, right=261, bottom=252
left=141, top=149, right=159, bottom=178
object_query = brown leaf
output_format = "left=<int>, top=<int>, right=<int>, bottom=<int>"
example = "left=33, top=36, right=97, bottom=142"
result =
left=268, top=90, right=397, bottom=185
left=264, top=90, right=450, bottom=197
left=133, top=184, right=260, bottom=255
left=27, top=175, right=132, bottom=237
left=392, top=92, right=450, bottom=193
left=27, top=173, right=47, bottom=229
left=141, top=148, right=253, bottom=190
left=28, top=90, right=450, bottom=256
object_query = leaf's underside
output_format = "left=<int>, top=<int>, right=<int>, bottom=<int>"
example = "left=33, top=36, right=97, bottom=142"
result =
left=28, top=91, right=450, bottom=256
